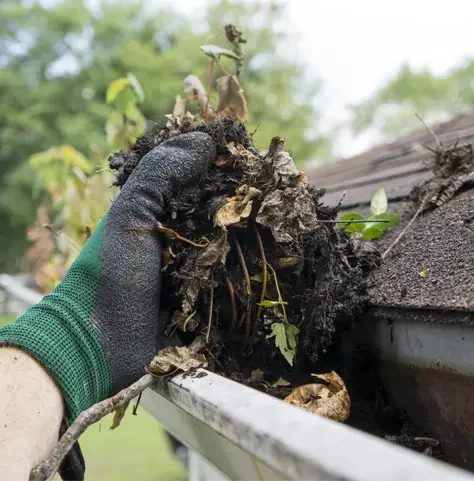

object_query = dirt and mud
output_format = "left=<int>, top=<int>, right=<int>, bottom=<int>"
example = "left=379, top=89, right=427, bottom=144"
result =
left=110, top=118, right=380, bottom=373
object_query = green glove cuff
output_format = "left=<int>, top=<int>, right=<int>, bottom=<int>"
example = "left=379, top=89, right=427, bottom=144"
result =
left=0, top=217, right=112, bottom=421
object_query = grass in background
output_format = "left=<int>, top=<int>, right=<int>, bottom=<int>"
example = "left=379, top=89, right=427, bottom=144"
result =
left=0, top=314, right=15, bottom=325
left=80, top=410, right=187, bottom=481
left=0, top=314, right=186, bottom=481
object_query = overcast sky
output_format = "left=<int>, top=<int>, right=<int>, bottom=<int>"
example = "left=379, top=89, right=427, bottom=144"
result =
left=161, top=0, right=474, bottom=158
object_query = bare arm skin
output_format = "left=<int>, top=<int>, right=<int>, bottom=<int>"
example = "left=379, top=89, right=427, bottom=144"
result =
left=0, top=347, right=63, bottom=481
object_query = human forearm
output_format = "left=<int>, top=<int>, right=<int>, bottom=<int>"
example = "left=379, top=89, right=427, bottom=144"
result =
left=0, top=347, right=64, bottom=480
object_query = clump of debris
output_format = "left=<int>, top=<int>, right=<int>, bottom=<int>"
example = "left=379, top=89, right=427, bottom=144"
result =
left=411, top=141, right=474, bottom=211
left=110, top=115, right=380, bottom=418
left=108, top=21, right=387, bottom=427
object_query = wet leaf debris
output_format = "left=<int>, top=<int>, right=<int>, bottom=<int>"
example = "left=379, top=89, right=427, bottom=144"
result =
left=109, top=117, right=380, bottom=381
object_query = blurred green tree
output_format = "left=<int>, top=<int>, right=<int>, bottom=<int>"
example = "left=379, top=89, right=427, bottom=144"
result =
left=350, top=61, right=474, bottom=138
left=0, top=0, right=330, bottom=272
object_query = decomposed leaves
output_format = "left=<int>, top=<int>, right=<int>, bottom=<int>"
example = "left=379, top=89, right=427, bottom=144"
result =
left=148, top=346, right=208, bottom=375
left=216, top=75, right=248, bottom=122
left=284, top=371, right=350, bottom=422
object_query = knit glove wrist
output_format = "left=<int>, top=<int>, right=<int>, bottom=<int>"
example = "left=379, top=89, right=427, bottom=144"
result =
left=0, top=132, right=215, bottom=421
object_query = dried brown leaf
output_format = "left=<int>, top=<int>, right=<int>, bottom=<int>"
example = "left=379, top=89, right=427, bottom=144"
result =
left=172, top=94, right=187, bottom=119
left=216, top=75, right=248, bottom=122
left=272, top=377, right=291, bottom=388
left=110, top=401, right=130, bottom=430
left=181, top=233, right=229, bottom=314
left=256, top=182, right=318, bottom=243
left=270, top=150, right=301, bottom=188
left=215, top=185, right=261, bottom=228
left=148, top=346, right=208, bottom=375
left=284, top=371, right=350, bottom=422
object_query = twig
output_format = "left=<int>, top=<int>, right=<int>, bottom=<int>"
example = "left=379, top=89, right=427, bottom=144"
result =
left=415, top=113, right=441, bottom=148
left=233, top=233, right=252, bottom=338
left=30, top=375, right=155, bottom=481
left=266, top=263, right=287, bottom=323
left=132, top=393, right=142, bottom=415
left=382, top=195, right=428, bottom=260
left=156, top=222, right=209, bottom=248
left=205, top=59, right=214, bottom=123
left=205, top=275, right=214, bottom=344
left=254, top=230, right=268, bottom=332
left=225, top=272, right=238, bottom=331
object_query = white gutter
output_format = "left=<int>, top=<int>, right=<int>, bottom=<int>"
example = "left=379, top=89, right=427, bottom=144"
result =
left=142, top=368, right=474, bottom=481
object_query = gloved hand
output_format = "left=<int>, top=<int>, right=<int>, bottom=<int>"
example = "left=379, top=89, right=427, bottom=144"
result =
left=0, top=132, right=215, bottom=479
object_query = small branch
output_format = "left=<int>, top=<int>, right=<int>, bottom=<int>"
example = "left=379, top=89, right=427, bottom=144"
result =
left=382, top=195, right=428, bottom=260
left=156, top=222, right=209, bottom=248
left=233, top=233, right=252, bottom=339
left=254, top=229, right=268, bottom=336
left=132, top=392, right=142, bottom=415
left=225, top=272, right=238, bottom=331
left=415, top=113, right=441, bottom=148
left=30, top=375, right=155, bottom=481
left=205, top=275, right=214, bottom=344
left=205, top=60, right=214, bottom=123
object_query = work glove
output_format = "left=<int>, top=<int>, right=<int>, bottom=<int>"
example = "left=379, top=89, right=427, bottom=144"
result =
left=0, top=132, right=215, bottom=480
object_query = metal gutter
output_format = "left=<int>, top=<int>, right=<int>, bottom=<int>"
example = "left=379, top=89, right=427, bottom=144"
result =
left=141, top=368, right=474, bottom=481
left=357, top=308, right=474, bottom=471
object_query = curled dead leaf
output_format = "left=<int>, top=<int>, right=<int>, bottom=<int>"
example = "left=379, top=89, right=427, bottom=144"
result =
left=272, top=377, right=291, bottom=388
left=148, top=346, right=208, bottom=375
left=214, top=185, right=261, bottom=228
left=216, top=75, right=248, bottom=122
left=172, top=94, right=187, bottom=119
left=283, top=371, right=350, bottom=422
left=256, top=182, right=319, bottom=243
left=180, top=233, right=229, bottom=315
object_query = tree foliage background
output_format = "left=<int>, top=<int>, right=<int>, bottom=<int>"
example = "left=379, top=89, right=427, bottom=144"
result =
left=350, top=61, right=474, bottom=138
left=0, top=0, right=332, bottom=273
